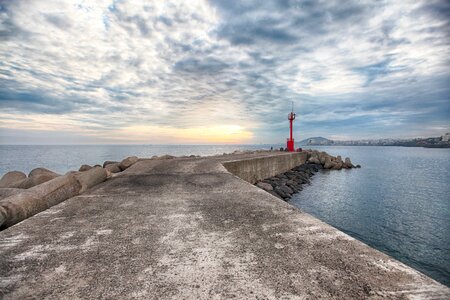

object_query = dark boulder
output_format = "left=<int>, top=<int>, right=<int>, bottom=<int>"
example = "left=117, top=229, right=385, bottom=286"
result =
left=280, top=185, right=294, bottom=195
left=274, top=186, right=288, bottom=199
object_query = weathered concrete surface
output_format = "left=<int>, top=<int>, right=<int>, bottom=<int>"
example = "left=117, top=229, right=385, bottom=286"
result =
left=0, top=152, right=449, bottom=299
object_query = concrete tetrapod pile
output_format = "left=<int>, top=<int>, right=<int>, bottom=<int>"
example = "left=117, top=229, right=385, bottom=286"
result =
left=0, top=156, right=140, bottom=230
left=255, top=150, right=360, bottom=200
left=304, top=149, right=360, bottom=170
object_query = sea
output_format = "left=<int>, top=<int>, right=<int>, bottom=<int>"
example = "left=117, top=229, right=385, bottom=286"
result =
left=0, top=144, right=449, bottom=287
left=291, top=146, right=450, bottom=287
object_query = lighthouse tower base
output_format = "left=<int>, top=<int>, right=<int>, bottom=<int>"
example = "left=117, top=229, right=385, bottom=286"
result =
left=287, top=139, right=295, bottom=152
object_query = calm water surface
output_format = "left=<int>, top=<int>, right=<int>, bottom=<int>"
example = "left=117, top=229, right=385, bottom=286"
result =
left=1, top=145, right=449, bottom=286
left=0, top=144, right=275, bottom=176
left=290, top=146, right=450, bottom=287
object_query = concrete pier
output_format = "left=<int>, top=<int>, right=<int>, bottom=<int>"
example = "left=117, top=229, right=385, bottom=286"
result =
left=1, top=152, right=449, bottom=299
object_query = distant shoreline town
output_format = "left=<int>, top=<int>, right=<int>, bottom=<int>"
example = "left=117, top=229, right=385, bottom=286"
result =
left=300, top=133, right=450, bottom=148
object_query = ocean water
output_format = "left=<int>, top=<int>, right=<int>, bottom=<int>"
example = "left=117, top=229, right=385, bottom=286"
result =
left=290, top=146, right=450, bottom=287
left=1, top=145, right=449, bottom=286
left=0, top=144, right=276, bottom=176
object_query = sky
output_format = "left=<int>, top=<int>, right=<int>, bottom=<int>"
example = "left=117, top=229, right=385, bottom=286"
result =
left=0, top=0, right=449, bottom=145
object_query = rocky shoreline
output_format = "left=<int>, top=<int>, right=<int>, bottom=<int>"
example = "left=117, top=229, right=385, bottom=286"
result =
left=255, top=149, right=360, bottom=201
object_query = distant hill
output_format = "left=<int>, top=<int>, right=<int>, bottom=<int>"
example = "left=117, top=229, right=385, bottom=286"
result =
left=297, top=135, right=450, bottom=148
left=298, top=137, right=333, bottom=146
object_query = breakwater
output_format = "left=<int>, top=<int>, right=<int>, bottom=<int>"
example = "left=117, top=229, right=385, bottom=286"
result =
left=253, top=150, right=360, bottom=200
left=0, top=151, right=449, bottom=298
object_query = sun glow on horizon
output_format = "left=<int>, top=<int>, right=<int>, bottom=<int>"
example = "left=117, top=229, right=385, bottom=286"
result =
left=111, top=124, right=254, bottom=144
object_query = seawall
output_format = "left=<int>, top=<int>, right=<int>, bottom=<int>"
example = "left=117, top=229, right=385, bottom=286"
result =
left=0, top=152, right=449, bottom=299
left=222, top=152, right=307, bottom=184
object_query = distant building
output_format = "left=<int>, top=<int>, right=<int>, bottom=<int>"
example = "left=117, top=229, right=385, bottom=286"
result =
left=442, top=133, right=450, bottom=142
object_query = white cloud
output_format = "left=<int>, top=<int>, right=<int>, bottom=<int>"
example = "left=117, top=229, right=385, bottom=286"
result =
left=0, top=0, right=448, bottom=143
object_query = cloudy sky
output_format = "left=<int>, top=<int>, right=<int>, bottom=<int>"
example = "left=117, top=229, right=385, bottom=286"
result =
left=0, top=0, right=449, bottom=144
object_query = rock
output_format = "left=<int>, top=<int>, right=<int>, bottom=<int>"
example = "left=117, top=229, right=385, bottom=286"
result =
left=331, top=162, right=343, bottom=170
left=28, top=168, right=59, bottom=178
left=285, top=173, right=297, bottom=180
left=308, top=156, right=320, bottom=164
left=277, top=178, right=288, bottom=185
left=344, top=157, right=354, bottom=168
left=0, top=174, right=82, bottom=229
left=308, top=164, right=320, bottom=172
left=0, top=188, right=22, bottom=201
left=18, top=173, right=60, bottom=189
left=280, top=185, right=294, bottom=195
left=256, top=182, right=273, bottom=191
left=319, top=152, right=328, bottom=165
left=79, top=164, right=92, bottom=172
left=274, top=186, right=288, bottom=199
left=323, top=157, right=334, bottom=169
left=105, top=163, right=121, bottom=174
left=286, top=182, right=300, bottom=193
left=103, top=161, right=118, bottom=168
left=73, top=167, right=107, bottom=193
left=265, top=180, right=278, bottom=188
left=119, top=156, right=139, bottom=171
left=295, top=173, right=310, bottom=184
left=356, top=164, right=361, bottom=168
left=0, top=171, right=26, bottom=188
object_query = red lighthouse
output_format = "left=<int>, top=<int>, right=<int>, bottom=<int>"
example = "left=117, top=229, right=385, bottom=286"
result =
left=287, top=105, right=296, bottom=151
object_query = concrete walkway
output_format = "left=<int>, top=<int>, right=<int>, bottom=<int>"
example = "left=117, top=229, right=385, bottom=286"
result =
left=1, top=153, right=449, bottom=299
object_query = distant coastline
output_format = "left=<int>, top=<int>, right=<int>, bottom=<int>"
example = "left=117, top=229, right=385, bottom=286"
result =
left=300, top=134, right=450, bottom=148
